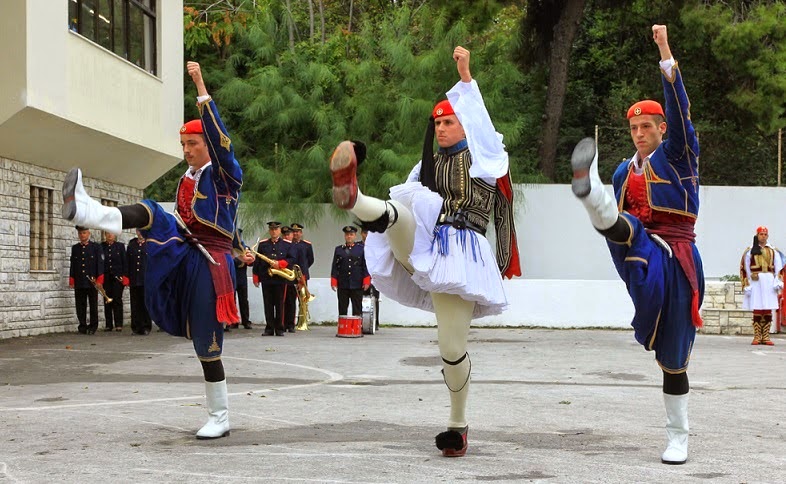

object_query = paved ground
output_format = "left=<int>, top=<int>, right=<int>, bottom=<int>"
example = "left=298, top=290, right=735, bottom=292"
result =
left=0, top=326, right=784, bottom=483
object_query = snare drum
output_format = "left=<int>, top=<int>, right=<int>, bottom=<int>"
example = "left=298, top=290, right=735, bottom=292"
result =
left=361, top=295, right=376, bottom=335
left=336, top=315, right=363, bottom=338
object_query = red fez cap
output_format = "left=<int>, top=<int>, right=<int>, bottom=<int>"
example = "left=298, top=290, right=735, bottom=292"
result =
left=432, top=100, right=455, bottom=119
left=627, top=100, right=664, bottom=119
left=179, top=119, right=203, bottom=135
left=757, top=226, right=768, bottom=235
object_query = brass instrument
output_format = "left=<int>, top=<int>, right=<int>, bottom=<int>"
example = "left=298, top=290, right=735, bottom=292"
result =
left=250, top=245, right=297, bottom=281
left=87, top=275, right=112, bottom=304
left=295, top=266, right=316, bottom=331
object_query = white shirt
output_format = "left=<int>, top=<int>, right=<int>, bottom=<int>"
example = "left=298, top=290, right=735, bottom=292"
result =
left=446, top=79, right=508, bottom=184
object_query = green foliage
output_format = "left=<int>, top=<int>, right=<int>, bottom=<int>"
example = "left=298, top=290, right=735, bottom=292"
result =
left=149, top=1, right=528, bottom=227
left=682, top=1, right=786, bottom=134
left=146, top=1, right=786, bottom=214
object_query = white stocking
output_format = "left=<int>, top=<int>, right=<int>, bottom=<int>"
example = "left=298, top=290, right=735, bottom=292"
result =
left=350, top=189, right=415, bottom=272
left=432, top=292, right=475, bottom=429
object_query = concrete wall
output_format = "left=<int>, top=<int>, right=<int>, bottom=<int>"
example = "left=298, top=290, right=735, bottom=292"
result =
left=231, top=184, right=786, bottom=329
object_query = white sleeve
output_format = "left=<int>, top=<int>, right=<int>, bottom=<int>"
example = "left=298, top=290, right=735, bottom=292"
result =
left=744, top=251, right=752, bottom=279
left=659, top=58, right=675, bottom=79
left=406, top=161, right=422, bottom=183
left=446, top=80, right=508, bottom=181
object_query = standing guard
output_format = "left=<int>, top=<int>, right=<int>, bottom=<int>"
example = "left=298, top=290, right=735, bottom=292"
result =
left=69, top=226, right=104, bottom=334
left=740, top=226, right=784, bottom=345
left=253, top=221, right=296, bottom=336
left=330, top=226, right=370, bottom=316
left=101, top=231, right=128, bottom=332
left=127, top=229, right=152, bottom=335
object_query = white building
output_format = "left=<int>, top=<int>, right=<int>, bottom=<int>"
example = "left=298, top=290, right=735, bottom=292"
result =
left=0, top=0, right=183, bottom=338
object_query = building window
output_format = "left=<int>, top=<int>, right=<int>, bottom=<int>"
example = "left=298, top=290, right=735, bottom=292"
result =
left=30, top=186, right=54, bottom=271
left=68, top=0, right=157, bottom=75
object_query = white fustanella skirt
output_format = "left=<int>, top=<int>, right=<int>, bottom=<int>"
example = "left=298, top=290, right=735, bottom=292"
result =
left=363, top=181, right=507, bottom=319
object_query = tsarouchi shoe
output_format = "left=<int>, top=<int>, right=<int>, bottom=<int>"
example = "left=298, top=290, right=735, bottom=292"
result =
left=435, top=426, right=468, bottom=457
left=330, top=141, right=359, bottom=209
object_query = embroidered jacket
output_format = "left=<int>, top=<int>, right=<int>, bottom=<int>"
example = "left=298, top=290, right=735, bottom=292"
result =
left=175, top=98, right=243, bottom=247
left=612, top=64, right=700, bottom=218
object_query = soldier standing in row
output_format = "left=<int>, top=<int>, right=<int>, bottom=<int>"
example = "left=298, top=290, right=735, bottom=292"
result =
left=233, top=228, right=253, bottom=330
left=291, top=223, right=315, bottom=329
left=281, top=226, right=298, bottom=333
left=69, top=226, right=104, bottom=335
left=101, top=231, right=128, bottom=332
left=330, top=225, right=370, bottom=317
left=253, top=221, right=296, bottom=336
left=126, top=229, right=152, bottom=335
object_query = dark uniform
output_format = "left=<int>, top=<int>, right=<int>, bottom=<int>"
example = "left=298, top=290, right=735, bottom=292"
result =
left=101, top=239, right=127, bottom=331
left=280, top=226, right=298, bottom=332
left=291, top=223, right=315, bottom=281
left=331, top=226, right=370, bottom=316
left=69, top=231, right=104, bottom=334
left=291, top=223, right=315, bottom=328
left=126, top=236, right=152, bottom=335
left=233, top=232, right=252, bottom=329
left=253, top=222, right=296, bottom=336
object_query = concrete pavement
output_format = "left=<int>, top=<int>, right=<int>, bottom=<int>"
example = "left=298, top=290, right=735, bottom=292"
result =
left=0, top=326, right=784, bottom=483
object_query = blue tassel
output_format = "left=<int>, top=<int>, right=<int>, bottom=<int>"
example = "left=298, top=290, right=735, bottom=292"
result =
left=431, top=225, right=483, bottom=265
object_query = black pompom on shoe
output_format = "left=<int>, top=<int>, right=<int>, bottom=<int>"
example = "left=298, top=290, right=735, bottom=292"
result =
left=350, top=140, right=367, bottom=165
left=435, top=427, right=468, bottom=457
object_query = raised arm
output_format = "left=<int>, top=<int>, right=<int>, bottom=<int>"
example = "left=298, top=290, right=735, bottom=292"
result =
left=654, top=25, right=699, bottom=171
left=446, top=46, right=508, bottom=181
left=187, top=61, right=243, bottom=190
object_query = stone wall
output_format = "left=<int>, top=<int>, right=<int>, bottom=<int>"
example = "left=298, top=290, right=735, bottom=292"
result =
left=700, top=281, right=756, bottom=335
left=0, top=157, right=142, bottom=339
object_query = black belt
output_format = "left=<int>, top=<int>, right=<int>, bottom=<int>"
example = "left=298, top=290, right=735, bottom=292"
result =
left=437, top=213, right=486, bottom=236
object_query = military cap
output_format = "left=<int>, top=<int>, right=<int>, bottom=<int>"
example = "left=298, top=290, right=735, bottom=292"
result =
left=342, top=225, right=358, bottom=233
left=626, top=100, right=664, bottom=119
left=281, top=226, right=292, bottom=235
left=432, top=99, right=455, bottom=119
left=267, top=221, right=282, bottom=229
left=75, top=225, right=89, bottom=231
left=180, top=119, right=203, bottom=134
left=290, top=223, right=304, bottom=231
left=757, top=226, right=769, bottom=235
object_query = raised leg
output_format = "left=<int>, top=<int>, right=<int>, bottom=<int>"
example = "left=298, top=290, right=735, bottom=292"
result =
left=571, top=138, right=630, bottom=243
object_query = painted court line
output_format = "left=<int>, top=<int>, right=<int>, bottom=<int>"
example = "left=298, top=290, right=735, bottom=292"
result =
left=0, top=349, right=343, bottom=412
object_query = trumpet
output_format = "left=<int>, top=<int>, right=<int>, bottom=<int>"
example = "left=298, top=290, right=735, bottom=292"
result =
left=87, top=275, right=112, bottom=304
left=295, top=266, right=315, bottom=331
left=249, top=246, right=297, bottom=281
